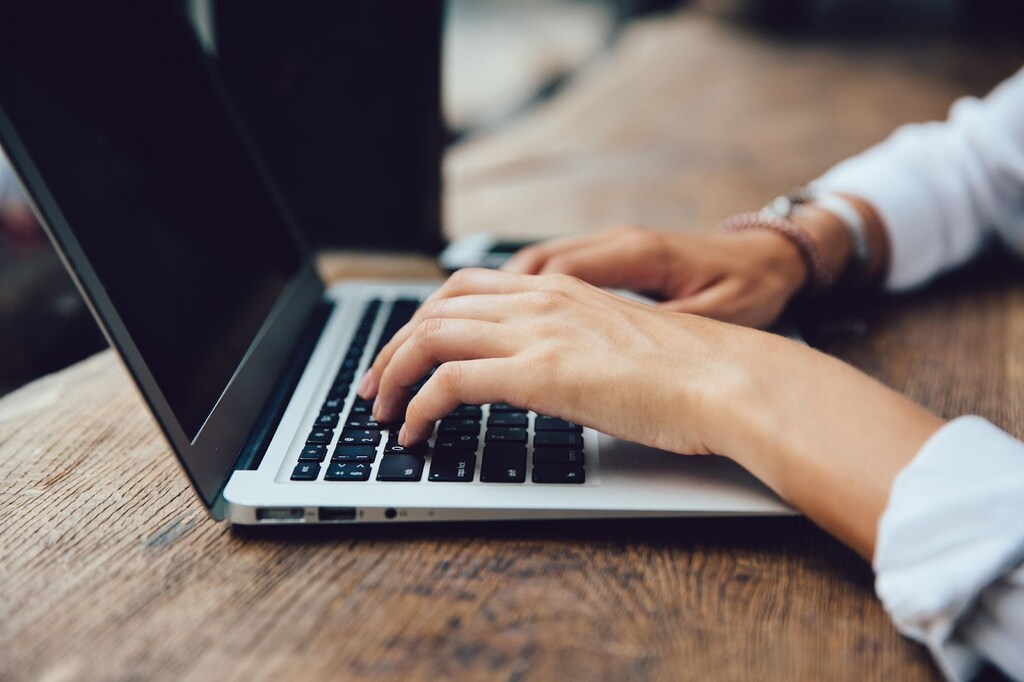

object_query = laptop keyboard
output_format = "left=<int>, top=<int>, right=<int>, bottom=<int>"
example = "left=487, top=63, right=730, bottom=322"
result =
left=290, top=298, right=588, bottom=485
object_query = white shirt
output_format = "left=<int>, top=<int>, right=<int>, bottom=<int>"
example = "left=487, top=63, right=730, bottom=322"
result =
left=814, top=66, right=1024, bottom=680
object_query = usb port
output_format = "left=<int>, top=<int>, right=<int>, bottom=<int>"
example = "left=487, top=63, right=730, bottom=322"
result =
left=318, top=507, right=357, bottom=522
left=256, top=507, right=304, bottom=522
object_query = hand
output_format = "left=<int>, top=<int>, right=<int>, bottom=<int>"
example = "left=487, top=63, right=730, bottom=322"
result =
left=502, top=225, right=808, bottom=328
left=357, top=268, right=750, bottom=454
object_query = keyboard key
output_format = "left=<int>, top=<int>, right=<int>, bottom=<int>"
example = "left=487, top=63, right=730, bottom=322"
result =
left=332, top=445, right=377, bottom=462
left=429, top=452, right=476, bottom=482
left=438, top=418, right=480, bottom=435
left=487, top=413, right=527, bottom=428
left=306, top=428, right=334, bottom=444
left=490, top=402, right=526, bottom=414
left=533, top=432, right=583, bottom=448
left=376, top=454, right=425, bottom=481
left=323, top=397, right=345, bottom=413
left=349, top=403, right=372, bottom=416
left=534, top=416, right=582, bottom=432
left=481, top=444, right=527, bottom=483
left=532, top=448, right=585, bottom=466
left=485, top=427, right=527, bottom=444
left=339, top=429, right=381, bottom=446
left=345, top=414, right=379, bottom=429
left=325, top=462, right=372, bottom=481
left=383, top=439, right=429, bottom=456
left=532, top=464, right=585, bottom=484
left=434, top=434, right=479, bottom=451
left=298, top=444, right=328, bottom=462
left=314, top=413, right=339, bottom=429
left=291, top=462, right=320, bottom=481
left=448, top=405, right=482, bottom=419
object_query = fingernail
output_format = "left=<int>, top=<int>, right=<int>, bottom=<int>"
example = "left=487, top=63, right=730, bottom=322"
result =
left=372, top=396, right=382, bottom=419
left=357, top=371, right=372, bottom=397
left=398, top=424, right=408, bottom=446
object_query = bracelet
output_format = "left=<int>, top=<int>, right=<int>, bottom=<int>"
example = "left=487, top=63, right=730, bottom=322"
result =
left=718, top=207, right=833, bottom=294
left=807, top=192, right=871, bottom=269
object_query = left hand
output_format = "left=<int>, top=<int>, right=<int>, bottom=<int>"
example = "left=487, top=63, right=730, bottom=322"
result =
left=357, top=267, right=752, bottom=455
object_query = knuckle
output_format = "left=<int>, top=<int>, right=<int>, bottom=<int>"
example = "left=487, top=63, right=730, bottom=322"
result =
left=446, top=267, right=475, bottom=290
left=433, top=362, right=464, bottom=393
left=420, top=297, right=448, bottom=320
left=413, top=317, right=445, bottom=345
left=541, top=272, right=575, bottom=289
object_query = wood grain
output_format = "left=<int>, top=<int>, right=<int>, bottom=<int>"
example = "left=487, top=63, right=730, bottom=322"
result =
left=2, top=8, right=1022, bottom=681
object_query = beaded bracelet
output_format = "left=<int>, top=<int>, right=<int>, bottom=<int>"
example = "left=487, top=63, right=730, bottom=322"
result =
left=718, top=205, right=832, bottom=294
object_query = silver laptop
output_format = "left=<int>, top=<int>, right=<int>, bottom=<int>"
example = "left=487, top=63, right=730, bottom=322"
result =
left=0, top=5, right=790, bottom=525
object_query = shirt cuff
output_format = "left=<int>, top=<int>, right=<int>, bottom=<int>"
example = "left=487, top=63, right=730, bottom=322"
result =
left=874, top=416, right=1024, bottom=680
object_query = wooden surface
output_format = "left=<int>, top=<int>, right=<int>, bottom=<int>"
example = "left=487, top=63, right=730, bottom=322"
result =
left=3, top=9, right=1023, bottom=681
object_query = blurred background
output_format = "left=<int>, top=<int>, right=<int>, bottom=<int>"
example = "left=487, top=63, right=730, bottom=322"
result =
left=1, top=0, right=1022, bottom=397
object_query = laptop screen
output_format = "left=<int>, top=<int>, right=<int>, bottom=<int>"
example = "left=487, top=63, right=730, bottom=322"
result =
left=0, top=3, right=307, bottom=441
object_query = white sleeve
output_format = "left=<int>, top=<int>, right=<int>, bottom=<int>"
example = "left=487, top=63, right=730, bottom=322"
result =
left=874, top=416, right=1024, bottom=681
left=812, top=66, right=1024, bottom=291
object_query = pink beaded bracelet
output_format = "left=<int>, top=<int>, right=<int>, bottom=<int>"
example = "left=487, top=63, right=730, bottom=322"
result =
left=719, top=208, right=832, bottom=294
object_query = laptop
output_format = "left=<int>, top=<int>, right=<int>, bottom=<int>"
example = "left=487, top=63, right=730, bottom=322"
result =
left=0, top=3, right=791, bottom=524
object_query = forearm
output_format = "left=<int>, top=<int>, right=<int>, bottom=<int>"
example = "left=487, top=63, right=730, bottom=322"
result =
left=706, top=330, right=944, bottom=559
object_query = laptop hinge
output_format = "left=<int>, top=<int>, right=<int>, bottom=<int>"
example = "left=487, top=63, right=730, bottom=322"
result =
left=226, top=297, right=334, bottom=475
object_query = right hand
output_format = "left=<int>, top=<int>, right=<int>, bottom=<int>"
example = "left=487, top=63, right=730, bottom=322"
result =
left=502, top=225, right=809, bottom=328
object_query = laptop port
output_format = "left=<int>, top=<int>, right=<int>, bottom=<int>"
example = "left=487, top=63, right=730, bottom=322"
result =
left=256, top=507, right=305, bottom=522
left=319, top=507, right=357, bottom=522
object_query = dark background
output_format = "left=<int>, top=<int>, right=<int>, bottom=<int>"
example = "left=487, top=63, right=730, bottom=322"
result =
left=1, top=0, right=1022, bottom=398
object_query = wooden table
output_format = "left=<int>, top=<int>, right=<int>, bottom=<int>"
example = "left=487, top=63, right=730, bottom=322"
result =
left=3, top=10, right=1022, bottom=681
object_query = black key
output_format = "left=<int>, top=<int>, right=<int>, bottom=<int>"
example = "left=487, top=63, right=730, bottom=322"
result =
left=314, top=413, right=339, bottom=429
left=490, top=402, right=527, bottom=414
left=532, top=448, right=585, bottom=466
left=485, top=427, right=527, bottom=444
left=298, top=444, right=328, bottom=462
left=291, top=462, right=320, bottom=481
left=339, top=429, right=381, bottom=446
left=332, top=445, right=377, bottom=462
left=429, top=452, right=476, bottom=482
left=340, top=356, right=360, bottom=371
left=349, top=403, right=372, bottom=416
left=434, top=434, right=479, bottom=451
left=351, top=396, right=374, bottom=410
left=533, top=432, right=583, bottom=448
left=481, top=444, right=527, bottom=483
left=376, top=454, right=425, bottom=481
left=334, top=369, right=355, bottom=385
left=325, top=462, right=372, bottom=481
left=322, top=397, right=344, bottom=413
left=383, top=439, right=429, bottom=456
left=487, top=413, right=527, bottom=428
left=438, top=419, right=480, bottom=435
left=327, top=385, right=349, bottom=400
left=448, top=405, right=483, bottom=419
left=345, top=414, right=379, bottom=429
left=532, top=464, right=585, bottom=484
left=306, top=428, right=334, bottom=444
left=534, top=416, right=582, bottom=433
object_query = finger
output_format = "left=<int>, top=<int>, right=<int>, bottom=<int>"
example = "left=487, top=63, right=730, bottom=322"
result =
left=537, top=237, right=660, bottom=290
left=659, top=280, right=741, bottom=320
left=373, top=318, right=518, bottom=423
left=502, top=232, right=609, bottom=274
left=360, top=269, right=532, bottom=398
left=400, top=359, right=521, bottom=444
